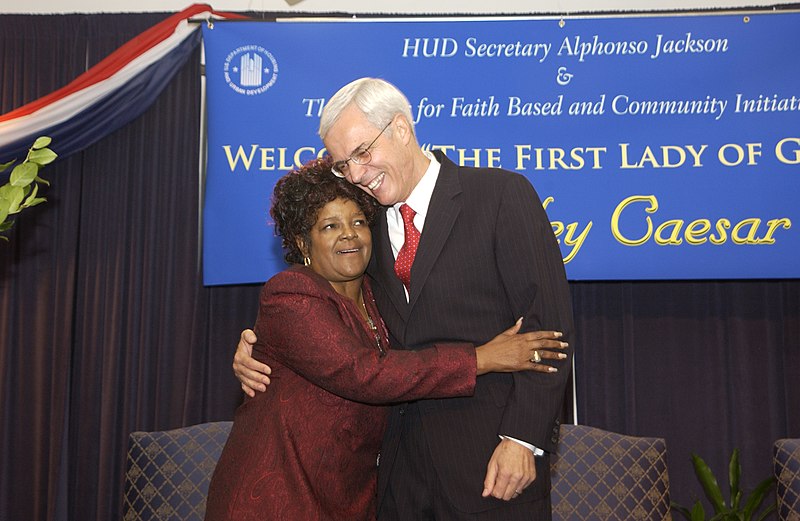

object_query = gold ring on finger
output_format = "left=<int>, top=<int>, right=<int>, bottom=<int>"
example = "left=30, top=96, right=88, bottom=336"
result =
left=531, top=350, right=542, bottom=363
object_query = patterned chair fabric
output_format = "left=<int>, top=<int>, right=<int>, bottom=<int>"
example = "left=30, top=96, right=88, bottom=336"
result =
left=122, top=421, right=232, bottom=521
left=122, top=421, right=671, bottom=520
left=775, top=438, right=800, bottom=521
left=550, top=424, right=671, bottom=521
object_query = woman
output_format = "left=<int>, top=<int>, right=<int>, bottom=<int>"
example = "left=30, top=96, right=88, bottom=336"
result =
left=204, top=157, right=566, bottom=521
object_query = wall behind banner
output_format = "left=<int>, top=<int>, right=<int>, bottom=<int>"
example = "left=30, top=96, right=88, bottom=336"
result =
left=202, top=13, right=799, bottom=285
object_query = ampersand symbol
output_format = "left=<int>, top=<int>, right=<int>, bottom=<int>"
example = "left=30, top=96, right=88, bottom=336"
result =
left=556, top=67, right=574, bottom=86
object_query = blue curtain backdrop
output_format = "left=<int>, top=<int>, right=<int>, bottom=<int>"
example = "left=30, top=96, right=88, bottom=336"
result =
left=0, top=10, right=798, bottom=521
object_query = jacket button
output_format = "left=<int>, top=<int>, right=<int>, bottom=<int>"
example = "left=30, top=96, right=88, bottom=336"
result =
left=399, top=406, right=405, bottom=416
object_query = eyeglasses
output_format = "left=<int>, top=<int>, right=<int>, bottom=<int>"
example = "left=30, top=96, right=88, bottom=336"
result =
left=331, top=121, right=392, bottom=178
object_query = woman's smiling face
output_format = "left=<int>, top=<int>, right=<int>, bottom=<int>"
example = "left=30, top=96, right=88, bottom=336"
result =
left=300, top=197, right=372, bottom=295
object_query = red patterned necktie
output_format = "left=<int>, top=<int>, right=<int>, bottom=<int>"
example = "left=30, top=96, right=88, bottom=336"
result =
left=394, top=204, right=420, bottom=291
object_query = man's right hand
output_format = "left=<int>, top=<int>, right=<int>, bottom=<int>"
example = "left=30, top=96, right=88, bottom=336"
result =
left=233, top=329, right=271, bottom=397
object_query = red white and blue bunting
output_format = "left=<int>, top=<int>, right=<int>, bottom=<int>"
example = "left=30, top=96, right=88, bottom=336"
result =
left=0, top=4, right=246, bottom=162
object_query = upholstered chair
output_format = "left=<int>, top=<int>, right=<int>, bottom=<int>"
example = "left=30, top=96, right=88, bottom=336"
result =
left=123, top=421, right=673, bottom=520
left=774, top=438, right=800, bottom=521
left=122, top=421, right=233, bottom=521
left=550, top=424, right=671, bottom=521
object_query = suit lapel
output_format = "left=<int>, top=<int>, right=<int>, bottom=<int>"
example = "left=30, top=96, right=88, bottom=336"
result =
left=367, top=153, right=463, bottom=317
left=407, top=152, right=462, bottom=309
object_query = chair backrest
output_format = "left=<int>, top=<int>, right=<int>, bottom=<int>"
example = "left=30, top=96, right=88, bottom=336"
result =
left=774, top=438, right=800, bottom=521
left=123, top=421, right=672, bottom=520
left=122, top=421, right=232, bottom=521
left=550, top=423, right=671, bottom=521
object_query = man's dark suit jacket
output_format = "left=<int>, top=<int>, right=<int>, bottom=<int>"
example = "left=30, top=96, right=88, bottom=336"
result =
left=367, top=151, right=575, bottom=514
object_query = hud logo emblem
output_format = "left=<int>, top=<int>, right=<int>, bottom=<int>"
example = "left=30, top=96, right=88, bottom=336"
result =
left=224, top=45, right=278, bottom=95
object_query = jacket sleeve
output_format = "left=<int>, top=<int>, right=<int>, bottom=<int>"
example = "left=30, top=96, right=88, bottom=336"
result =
left=494, top=174, right=575, bottom=453
left=255, top=273, right=476, bottom=405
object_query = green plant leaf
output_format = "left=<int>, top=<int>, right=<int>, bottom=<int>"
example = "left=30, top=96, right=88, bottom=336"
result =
left=692, top=453, right=728, bottom=513
left=1, top=136, right=54, bottom=243
left=24, top=182, right=38, bottom=201
left=28, top=147, right=57, bottom=166
left=731, top=491, right=743, bottom=513
left=0, top=197, right=9, bottom=224
left=754, top=503, right=776, bottom=521
left=22, top=184, right=46, bottom=208
left=32, top=136, right=52, bottom=149
left=729, top=448, right=741, bottom=509
left=2, top=185, right=24, bottom=213
left=0, top=159, right=15, bottom=173
left=10, top=162, right=38, bottom=187
left=741, top=476, right=775, bottom=519
left=23, top=194, right=47, bottom=209
left=671, top=501, right=694, bottom=521
left=690, top=500, right=706, bottom=521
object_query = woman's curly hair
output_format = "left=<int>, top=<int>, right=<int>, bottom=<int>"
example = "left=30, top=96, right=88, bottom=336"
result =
left=270, top=156, right=380, bottom=265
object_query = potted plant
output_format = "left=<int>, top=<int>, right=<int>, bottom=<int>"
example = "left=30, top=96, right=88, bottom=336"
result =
left=0, top=136, right=57, bottom=241
left=672, top=448, right=776, bottom=521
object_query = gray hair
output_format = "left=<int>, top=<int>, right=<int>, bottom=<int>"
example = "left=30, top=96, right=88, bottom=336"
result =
left=318, top=77, right=415, bottom=140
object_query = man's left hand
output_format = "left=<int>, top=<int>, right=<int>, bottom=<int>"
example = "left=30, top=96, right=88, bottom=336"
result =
left=481, top=438, right=536, bottom=500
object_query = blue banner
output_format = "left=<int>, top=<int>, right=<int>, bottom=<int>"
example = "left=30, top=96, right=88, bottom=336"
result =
left=201, top=13, right=799, bottom=285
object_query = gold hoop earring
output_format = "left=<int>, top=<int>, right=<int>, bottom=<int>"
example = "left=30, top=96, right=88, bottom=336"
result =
left=303, top=256, right=311, bottom=267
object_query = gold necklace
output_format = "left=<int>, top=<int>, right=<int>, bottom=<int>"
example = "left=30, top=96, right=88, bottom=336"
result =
left=360, top=294, right=386, bottom=357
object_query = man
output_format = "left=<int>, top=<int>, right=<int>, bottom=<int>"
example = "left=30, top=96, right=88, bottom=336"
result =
left=234, top=77, right=574, bottom=520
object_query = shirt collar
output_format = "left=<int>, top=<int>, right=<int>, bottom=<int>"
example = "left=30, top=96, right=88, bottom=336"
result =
left=391, top=149, right=440, bottom=227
